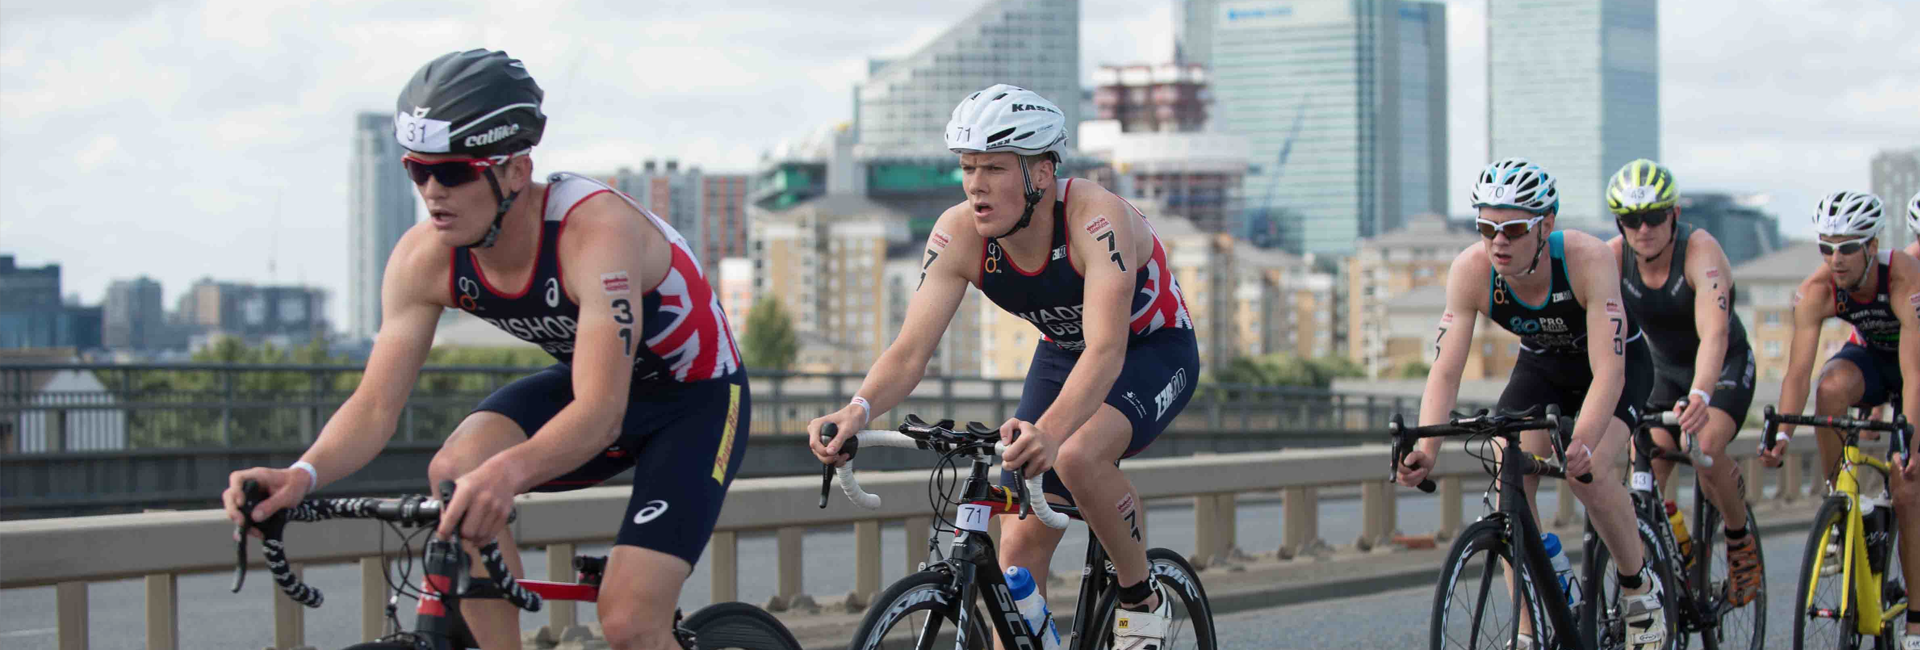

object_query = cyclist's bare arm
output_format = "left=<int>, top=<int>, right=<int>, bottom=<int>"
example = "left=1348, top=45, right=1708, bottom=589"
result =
left=1030, top=189, right=1140, bottom=441
left=1684, top=230, right=1736, bottom=400
left=1568, top=232, right=1627, bottom=446
left=1773, top=271, right=1839, bottom=439
left=813, top=205, right=977, bottom=457
left=1415, top=243, right=1489, bottom=456
left=1888, top=252, right=1920, bottom=431
left=484, top=193, right=665, bottom=492
left=225, top=227, right=447, bottom=524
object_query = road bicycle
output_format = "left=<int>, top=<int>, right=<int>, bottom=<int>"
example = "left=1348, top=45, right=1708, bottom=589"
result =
left=1764, top=405, right=1913, bottom=649
left=231, top=480, right=801, bottom=650
left=821, top=414, right=1217, bottom=649
left=1614, top=409, right=1763, bottom=650
left=1389, top=405, right=1678, bottom=650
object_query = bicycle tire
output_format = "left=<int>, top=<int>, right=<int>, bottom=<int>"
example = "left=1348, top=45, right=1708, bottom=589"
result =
left=1696, top=502, right=1764, bottom=650
left=1431, top=518, right=1554, bottom=650
left=681, top=601, right=804, bottom=650
left=1085, top=548, right=1218, bottom=650
left=1794, top=496, right=1860, bottom=650
left=847, top=568, right=989, bottom=650
left=1581, top=493, right=1681, bottom=650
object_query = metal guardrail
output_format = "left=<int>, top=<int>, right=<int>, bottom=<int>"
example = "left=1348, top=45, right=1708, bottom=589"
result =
left=0, top=438, right=1821, bottom=650
left=0, top=363, right=1470, bottom=452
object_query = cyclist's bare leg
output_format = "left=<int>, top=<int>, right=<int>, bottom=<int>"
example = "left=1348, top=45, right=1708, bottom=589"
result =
left=1812, top=359, right=1869, bottom=482
left=1051, top=405, right=1155, bottom=607
left=1566, top=417, right=1647, bottom=586
left=430, top=412, right=532, bottom=650
left=598, top=545, right=693, bottom=650
left=997, top=500, right=1069, bottom=650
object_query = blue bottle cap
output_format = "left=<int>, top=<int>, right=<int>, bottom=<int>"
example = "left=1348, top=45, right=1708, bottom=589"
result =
left=1005, top=566, right=1035, bottom=599
left=1541, top=532, right=1561, bottom=556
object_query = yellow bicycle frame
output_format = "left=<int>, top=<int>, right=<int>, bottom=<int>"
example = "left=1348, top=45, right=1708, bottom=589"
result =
left=1806, top=441, right=1906, bottom=635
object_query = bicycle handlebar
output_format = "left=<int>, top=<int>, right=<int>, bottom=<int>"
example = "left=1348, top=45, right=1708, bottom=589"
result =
left=230, top=480, right=543, bottom=613
left=1387, top=405, right=1593, bottom=492
left=1762, top=404, right=1911, bottom=461
left=1634, top=410, right=1713, bottom=469
left=817, top=421, right=1070, bottom=530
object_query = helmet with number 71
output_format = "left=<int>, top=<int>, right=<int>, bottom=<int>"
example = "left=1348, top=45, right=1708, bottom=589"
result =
left=393, top=49, right=546, bottom=157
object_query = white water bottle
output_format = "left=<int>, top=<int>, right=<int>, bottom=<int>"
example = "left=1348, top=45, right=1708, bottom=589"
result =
left=1542, top=533, right=1581, bottom=609
left=1005, top=566, right=1061, bottom=650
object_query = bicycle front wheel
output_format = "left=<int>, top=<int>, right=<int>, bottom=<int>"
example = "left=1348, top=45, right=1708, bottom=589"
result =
left=847, top=569, right=989, bottom=650
left=1697, top=503, right=1764, bottom=650
left=681, top=601, right=803, bottom=650
left=1087, top=548, right=1217, bottom=650
left=1794, top=497, right=1860, bottom=650
left=1431, top=518, right=1552, bottom=650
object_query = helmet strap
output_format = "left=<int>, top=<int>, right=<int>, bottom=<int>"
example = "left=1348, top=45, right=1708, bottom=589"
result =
left=469, top=167, right=521, bottom=249
left=999, top=156, right=1045, bottom=239
left=1521, top=228, right=1550, bottom=275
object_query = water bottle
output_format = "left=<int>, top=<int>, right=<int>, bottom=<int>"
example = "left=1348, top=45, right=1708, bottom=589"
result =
left=1664, top=500, right=1692, bottom=563
left=1004, top=566, right=1061, bottom=650
left=1542, top=533, right=1581, bottom=609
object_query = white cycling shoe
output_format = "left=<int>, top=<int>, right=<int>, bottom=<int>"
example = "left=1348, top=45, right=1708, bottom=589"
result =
left=1110, top=583, right=1170, bottom=650
left=1620, top=567, right=1667, bottom=650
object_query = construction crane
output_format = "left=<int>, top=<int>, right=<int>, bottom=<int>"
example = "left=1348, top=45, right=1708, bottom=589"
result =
left=1247, top=94, right=1308, bottom=248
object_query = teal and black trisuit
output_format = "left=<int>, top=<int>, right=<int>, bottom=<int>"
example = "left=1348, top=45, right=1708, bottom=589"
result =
left=1491, top=231, right=1654, bottom=425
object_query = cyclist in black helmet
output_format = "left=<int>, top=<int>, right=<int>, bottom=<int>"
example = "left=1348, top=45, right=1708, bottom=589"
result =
left=223, top=49, right=750, bottom=650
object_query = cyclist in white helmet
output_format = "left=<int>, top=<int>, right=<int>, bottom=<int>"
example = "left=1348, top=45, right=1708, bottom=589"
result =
left=1906, top=191, right=1920, bottom=259
left=1398, top=158, right=1668, bottom=650
left=808, top=84, right=1199, bottom=650
left=1759, top=191, right=1920, bottom=646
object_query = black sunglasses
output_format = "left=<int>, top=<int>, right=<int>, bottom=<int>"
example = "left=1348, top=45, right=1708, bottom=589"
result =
left=401, top=154, right=515, bottom=188
left=1616, top=209, right=1671, bottom=230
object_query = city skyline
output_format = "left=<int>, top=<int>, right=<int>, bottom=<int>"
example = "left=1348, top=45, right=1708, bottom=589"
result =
left=4, top=0, right=1915, bottom=331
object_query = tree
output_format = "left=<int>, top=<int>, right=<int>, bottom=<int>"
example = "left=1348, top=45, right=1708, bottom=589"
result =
left=1395, top=360, right=1432, bottom=379
left=743, top=297, right=799, bottom=372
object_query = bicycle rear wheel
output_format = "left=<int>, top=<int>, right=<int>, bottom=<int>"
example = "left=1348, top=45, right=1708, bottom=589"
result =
left=1582, top=495, right=1681, bottom=650
left=682, top=601, right=803, bottom=650
left=1793, top=496, right=1860, bottom=650
left=1086, top=547, right=1217, bottom=650
left=1431, top=518, right=1555, bottom=650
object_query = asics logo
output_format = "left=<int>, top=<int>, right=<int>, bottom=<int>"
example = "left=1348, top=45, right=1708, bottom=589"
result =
left=632, top=500, right=669, bottom=525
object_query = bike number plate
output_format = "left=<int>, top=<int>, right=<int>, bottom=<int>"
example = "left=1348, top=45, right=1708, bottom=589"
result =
left=956, top=503, right=992, bottom=532
left=1630, top=471, right=1653, bottom=492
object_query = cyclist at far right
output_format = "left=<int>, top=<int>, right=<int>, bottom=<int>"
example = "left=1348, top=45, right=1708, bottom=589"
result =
left=1759, top=190, right=1920, bottom=646
left=1604, top=159, right=1762, bottom=604
left=1907, top=191, right=1920, bottom=259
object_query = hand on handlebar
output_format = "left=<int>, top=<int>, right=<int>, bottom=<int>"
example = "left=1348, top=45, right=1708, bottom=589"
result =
left=436, top=462, right=517, bottom=542
left=1757, top=433, right=1789, bottom=468
left=225, top=467, right=309, bottom=540
left=1395, top=449, right=1434, bottom=489
left=999, top=419, right=1056, bottom=478
left=1563, top=439, right=1596, bottom=482
left=808, top=407, right=867, bottom=467
left=1675, top=393, right=1710, bottom=437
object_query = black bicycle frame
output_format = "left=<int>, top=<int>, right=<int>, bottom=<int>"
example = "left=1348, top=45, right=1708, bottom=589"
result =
left=1487, top=433, right=1589, bottom=650
left=928, top=451, right=1111, bottom=649
left=1626, top=421, right=1703, bottom=618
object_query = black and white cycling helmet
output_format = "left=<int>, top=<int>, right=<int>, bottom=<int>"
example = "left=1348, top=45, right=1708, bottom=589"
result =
left=393, top=49, right=546, bottom=248
left=945, top=84, right=1069, bottom=238
left=1470, top=157, right=1560, bottom=215
left=1811, top=191, right=1884, bottom=239
left=1907, top=191, right=1920, bottom=237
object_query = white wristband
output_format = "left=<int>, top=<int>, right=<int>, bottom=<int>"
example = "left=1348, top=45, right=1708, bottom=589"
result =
left=290, top=461, right=318, bottom=493
left=1689, top=388, right=1711, bottom=404
left=849, top=396, right=872, bottom=427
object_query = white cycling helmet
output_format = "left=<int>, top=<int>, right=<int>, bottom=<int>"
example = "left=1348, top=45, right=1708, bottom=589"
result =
left=1811, top=191, right=1885, bottom=239
left=945, top=84, right=1069, bottom=159
left=1470, top=157, right=1560, bottom=215
left=1907, top=191, right=1920, bottom=237
left=945, top=84, right=1069, bottom=237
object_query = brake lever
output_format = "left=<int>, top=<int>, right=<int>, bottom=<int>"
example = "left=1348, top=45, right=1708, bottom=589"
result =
left=230, top=479, right=267, bottom=594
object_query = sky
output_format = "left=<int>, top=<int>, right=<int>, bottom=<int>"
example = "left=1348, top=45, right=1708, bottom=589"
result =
left=3, top=0, right=1916, bottom=328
